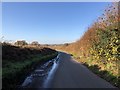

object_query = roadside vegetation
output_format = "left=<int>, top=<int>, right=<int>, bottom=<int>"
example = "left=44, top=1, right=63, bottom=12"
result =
left=2, top=43, right=58, bottom=89
left=51, top=2, right=120, bottom=88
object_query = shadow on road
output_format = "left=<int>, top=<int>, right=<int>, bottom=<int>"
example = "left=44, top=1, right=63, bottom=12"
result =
left=83, top=63, right=120, bottom=88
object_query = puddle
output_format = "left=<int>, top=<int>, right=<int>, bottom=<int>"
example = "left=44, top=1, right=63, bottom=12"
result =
left=21, top=52, right=60, bottom=88
left=35, top=70, right=44, bottom=72
left=22, top=76, right=33, bottom=86
left=43, top=56, right=59, bottom=88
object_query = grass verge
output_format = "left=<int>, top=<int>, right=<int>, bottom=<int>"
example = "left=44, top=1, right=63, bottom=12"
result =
left=2, top=52, right=58, bottom=89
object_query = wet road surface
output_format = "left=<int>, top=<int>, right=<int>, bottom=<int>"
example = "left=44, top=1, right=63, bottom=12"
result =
left=21, top=54, right=60, bottom=89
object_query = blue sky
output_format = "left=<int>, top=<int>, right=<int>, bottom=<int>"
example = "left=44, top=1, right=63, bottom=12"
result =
left=2, top=2, right=111, bottom=44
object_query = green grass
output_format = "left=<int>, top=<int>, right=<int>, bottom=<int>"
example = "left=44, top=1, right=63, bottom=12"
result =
left=2, top=52, right=58, bottom=89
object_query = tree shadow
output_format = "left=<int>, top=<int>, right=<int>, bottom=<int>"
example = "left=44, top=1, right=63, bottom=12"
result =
left=83, top=63, right=120, bottom=88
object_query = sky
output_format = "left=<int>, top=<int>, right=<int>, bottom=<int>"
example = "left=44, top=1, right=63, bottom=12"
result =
left=2, top=2, right=111, bottom=44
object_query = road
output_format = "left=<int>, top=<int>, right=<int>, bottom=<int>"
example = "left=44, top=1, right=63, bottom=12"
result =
left=48, top=52, right=116, bottom=88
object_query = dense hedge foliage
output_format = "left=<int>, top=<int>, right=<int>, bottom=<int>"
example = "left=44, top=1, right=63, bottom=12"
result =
left=90, top=28, right=120, bottom=75
left=88, top=3, right=120, bottom=77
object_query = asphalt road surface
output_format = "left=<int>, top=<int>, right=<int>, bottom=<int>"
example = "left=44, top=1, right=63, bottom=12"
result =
left=48, top=52, right=116, bottom=88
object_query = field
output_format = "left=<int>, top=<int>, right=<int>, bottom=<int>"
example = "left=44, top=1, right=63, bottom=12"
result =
left=2, top=44, right=58, bottom=89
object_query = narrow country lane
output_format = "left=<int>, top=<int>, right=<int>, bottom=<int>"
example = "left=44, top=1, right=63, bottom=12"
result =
left=48, top=52, right=117, bottom=88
